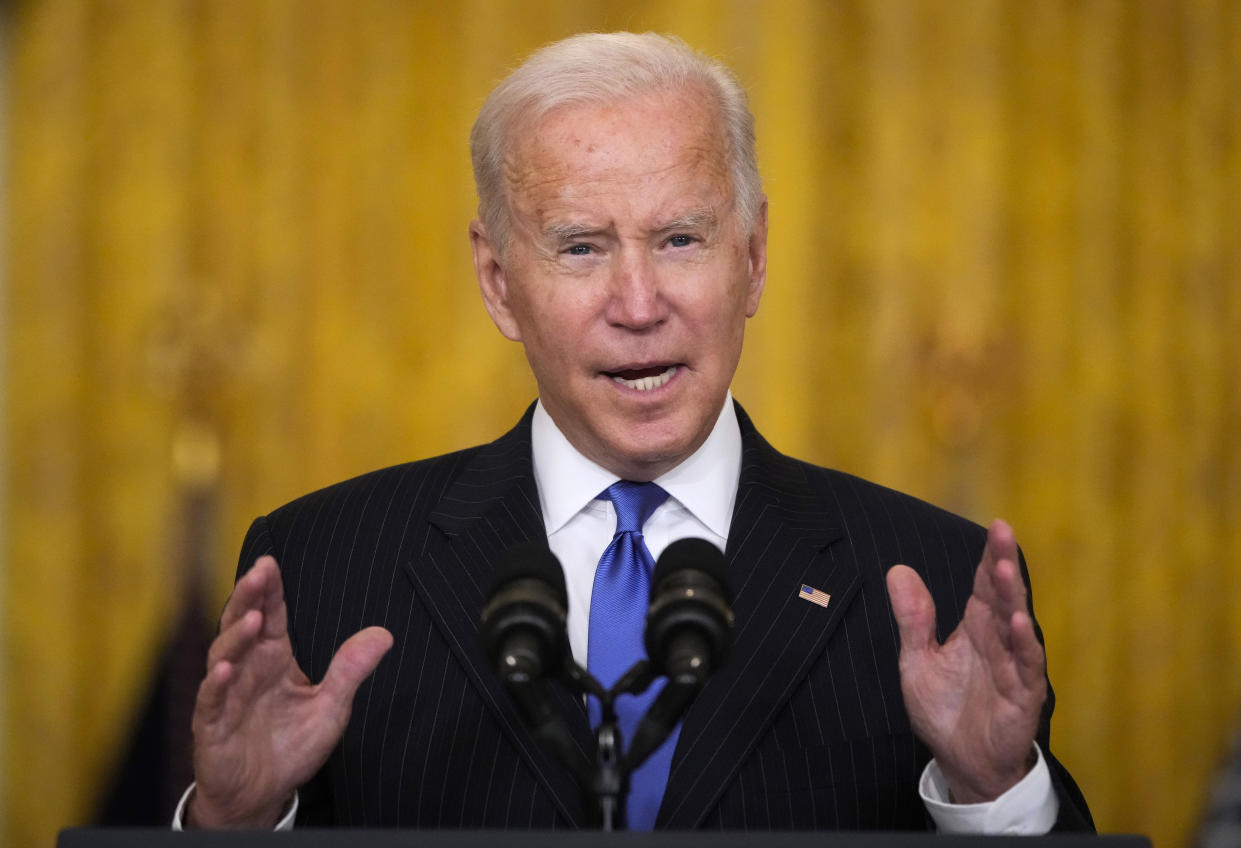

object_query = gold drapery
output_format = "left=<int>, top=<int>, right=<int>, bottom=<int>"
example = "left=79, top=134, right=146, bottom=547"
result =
left=5, top=2, right=1239, bottom=845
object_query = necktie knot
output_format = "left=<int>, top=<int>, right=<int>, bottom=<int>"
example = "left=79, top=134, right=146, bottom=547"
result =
left=602, top=481, right=669, bottom=535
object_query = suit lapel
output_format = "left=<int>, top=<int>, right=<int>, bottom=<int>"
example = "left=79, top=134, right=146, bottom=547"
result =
left=659, top=404, right=862, bottom=829
left=404, top=405, right=593, bottom=826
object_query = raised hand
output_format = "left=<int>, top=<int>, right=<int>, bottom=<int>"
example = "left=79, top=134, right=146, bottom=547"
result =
left=188, top=555, right=393, bottom=828
left=885, top=519, right=1045, bottom=803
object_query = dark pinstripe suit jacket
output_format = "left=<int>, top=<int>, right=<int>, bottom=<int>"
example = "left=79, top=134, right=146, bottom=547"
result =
left=236, top=403, right=1092, bottom=830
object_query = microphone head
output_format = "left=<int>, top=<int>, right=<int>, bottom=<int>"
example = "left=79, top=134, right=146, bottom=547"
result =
left=480, top=542, right=568, bottom=680
left=650, top=538, right=732, bottom=603
left=645, top=538, right=734, bottom=679
left=487, top=540, right=568, bottom=605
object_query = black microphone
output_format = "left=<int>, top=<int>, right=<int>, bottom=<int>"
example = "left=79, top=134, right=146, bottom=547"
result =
left=479, top=543, right=588, bottom=787
left=625, top=538, right=733, bottom=772
left=479, top=541, right=569, bottom=684
left=644, top=537, right=734, bottom=685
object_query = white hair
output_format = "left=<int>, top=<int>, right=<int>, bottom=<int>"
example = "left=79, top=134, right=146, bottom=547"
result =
left=469, top=32, right=762, bottom=251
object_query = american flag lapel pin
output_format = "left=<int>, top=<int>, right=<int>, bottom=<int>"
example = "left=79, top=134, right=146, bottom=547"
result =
left=799, top=584, right=832, bottom=608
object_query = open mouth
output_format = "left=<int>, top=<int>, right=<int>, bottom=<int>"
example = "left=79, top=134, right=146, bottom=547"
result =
left=605, top=364, right=679, bottom=392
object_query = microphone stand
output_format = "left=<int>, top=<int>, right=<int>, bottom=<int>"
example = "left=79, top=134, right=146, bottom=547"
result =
left=563, top=658, right=691, bottom=831
left=501, top=644, right=675, bottom=830
left=562, top=661, right=625, bottom=830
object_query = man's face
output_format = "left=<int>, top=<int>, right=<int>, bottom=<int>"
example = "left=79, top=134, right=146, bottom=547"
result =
left=471, top=86, right=767, bottom=481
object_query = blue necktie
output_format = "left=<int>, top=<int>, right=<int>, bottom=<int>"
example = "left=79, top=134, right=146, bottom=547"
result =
left=587, top=481, right=675, bottom=830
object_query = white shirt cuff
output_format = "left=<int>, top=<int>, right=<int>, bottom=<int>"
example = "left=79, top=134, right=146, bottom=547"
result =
left=919, top=744, right=1058, bottom=834
left=171, top=782, right=298, bottom=831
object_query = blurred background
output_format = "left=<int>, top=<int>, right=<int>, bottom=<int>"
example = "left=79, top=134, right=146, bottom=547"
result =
left=2, top=0, right=1239, bottom=845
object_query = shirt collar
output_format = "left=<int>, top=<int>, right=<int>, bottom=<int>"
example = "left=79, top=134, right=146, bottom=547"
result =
left=531, top=393, right=742, bottom=540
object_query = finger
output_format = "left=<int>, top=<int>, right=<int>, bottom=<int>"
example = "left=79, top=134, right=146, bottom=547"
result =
left=253, top=557, right=290, bottom=641
left=979, top=519, right=1018, bottom=576
left=199, top=611, right=270, bottom=737
left=192, top=658, right=264, bottom=752
left=973, top=568, right=1045, bottom=700
left=886, top=565, right=938, bottom=655
left=1009, top=610, right=1047, bottom=691
left=194, top=659, right=236, bottom=727
left=219, top=556, right=281, bottom=630
left=205, top=608, right=263, bottom=671
left=973, top=520, right=1021, bottom=609
left=319, top=626, right=395, bottom=709
left=989, top=553, right=1031, bottom=627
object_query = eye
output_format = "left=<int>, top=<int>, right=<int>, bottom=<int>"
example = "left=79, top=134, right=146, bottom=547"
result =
left=563, top=243, right=595, bottom=256
left=667, top=234, right=696, bottom=248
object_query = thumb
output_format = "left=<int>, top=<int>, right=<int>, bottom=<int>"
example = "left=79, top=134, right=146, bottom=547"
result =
left=886, top=565, right=938, bottom=656
left=320, top=626, right=394, bottom=706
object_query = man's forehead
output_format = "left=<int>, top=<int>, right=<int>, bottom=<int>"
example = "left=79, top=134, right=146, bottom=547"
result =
left=504, top=91, right=728, bottom=182
left=503, top=132, right=726, bottom=184
left=499, top=103, right=733, bottom=236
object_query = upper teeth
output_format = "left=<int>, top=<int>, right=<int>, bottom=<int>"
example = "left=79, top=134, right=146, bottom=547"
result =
left=613, top=366, right=677, bottom=391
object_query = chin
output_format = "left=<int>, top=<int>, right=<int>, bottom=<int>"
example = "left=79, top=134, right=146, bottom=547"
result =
left=602, top=430, right=697, bottom=479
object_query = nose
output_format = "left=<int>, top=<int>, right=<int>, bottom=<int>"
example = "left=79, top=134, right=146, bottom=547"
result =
left=604, top=248, right=667, bottom=329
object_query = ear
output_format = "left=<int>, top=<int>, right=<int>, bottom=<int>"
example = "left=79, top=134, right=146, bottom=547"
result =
left=744, top=196, right=769, bottom=317
left=470, top=219, right=523, bottom=341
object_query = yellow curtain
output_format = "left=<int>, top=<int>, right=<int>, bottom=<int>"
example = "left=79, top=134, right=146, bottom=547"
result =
left=5, top=2, right=1239, bottom=846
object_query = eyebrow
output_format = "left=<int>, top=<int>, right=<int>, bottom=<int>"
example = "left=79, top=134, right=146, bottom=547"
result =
left=656, top=208, right=718, bottom=233
left=540, top=208, right=720, bottom=244
left=542, top=222, right=608, bottom=243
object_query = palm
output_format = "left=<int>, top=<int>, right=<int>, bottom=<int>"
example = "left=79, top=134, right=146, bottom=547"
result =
left=190, top=556, right=392, bottom=828
left=886, top=520, right=1045, bottom=803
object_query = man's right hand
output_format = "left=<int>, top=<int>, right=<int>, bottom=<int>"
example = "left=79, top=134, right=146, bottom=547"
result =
left=187, top=555, right=393, bottom=828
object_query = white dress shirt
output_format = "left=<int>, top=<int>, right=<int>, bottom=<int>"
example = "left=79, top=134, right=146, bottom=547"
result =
left=176, top=393, right=1056, bottom=833
left=531, top=395, right=737, bottom=667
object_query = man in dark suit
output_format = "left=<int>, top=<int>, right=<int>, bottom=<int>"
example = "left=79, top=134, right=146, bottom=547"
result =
left=182, top=32, right=1092, bottom=832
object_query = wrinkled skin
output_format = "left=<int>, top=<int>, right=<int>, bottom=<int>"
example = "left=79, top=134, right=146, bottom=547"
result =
left=471, top=85, right=767, bottom=482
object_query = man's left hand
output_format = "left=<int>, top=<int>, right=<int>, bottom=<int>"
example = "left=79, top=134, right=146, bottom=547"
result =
left=886, top=519, right=1046, bottom=803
